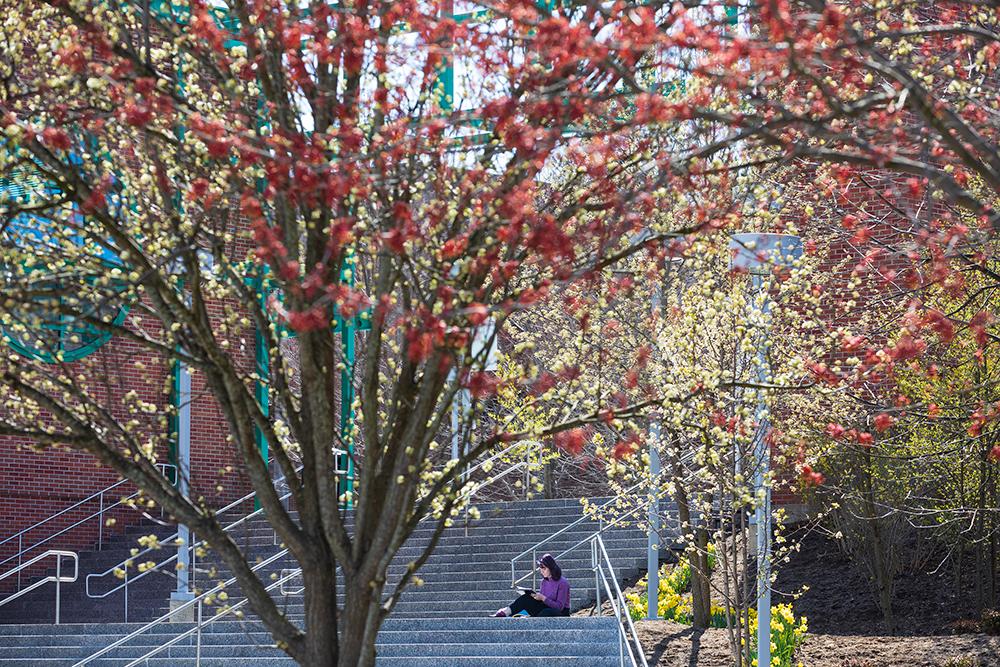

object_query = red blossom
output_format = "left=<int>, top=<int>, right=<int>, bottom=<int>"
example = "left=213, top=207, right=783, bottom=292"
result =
left=968, top=410, right=987, bottom=438
left=553, top=428, right=587, bottom=455
left=465, top=303, right=489, bottom=326
left=406, top=331, right=435, bottom=363
left=800, top=465, right=825, bottom=487
left=826, top=423, right=846, bottom=440
left=842, top=335, right=866, bottom=353
left=57, top=44, right=87, bottom=72
left=873, top=413, right=895, bottom=432
left=612, top=435, right=640, bottom=460
left=440, top=237, right=468, bottom=260
left=890, top=334, right=927, bottom=361
left=465, top=372, right=499, bottom=399
left=189, top=178, right=210, bottom=200
left=285, top=308, right=327, bottom=332
left=851, top=227, right=873, bottom=245
left=809, top=362, right=840, bottom=385
left=530, top=373, right=557, bottom=396
left=969, top=311, right=995, bottom=348
left=922, top=310, right=955, bottom=343
left=41, top=127, right=71, bottom=151
left=79, top=178, right=110, bottom=214
left=123, top=101, right=153, bottom=127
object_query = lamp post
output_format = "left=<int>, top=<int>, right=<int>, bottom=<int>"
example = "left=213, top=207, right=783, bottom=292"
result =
left=647, top=285, right=662, bottom=621
left=169, top=359, right=194, bottom=618
left=728, top=233, right=801, bottom=667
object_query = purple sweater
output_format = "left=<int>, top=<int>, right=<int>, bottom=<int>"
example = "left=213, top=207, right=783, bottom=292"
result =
left=539, top=577, right=570, bottom=610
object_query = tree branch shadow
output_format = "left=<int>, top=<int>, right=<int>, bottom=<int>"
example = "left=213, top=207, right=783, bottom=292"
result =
left=646, top=625, right=705, bottom=667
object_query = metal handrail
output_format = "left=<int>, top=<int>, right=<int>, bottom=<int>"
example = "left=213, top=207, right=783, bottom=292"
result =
left=0, top=463, right=174, bottom=592
left=85, top=483, right=298, bottom=620
left=460, top=440, right=539, bottom=482
left=510, top=450, right=703, bottom=588
left=119, top=565, right=308, bottom=667
left=591, top=534, right=648, bottom=667
left=461, top=441, right=540, bottom=535
left=0, top=550, right=78, bottom=624
left=73, top=546, right=294, bottom=667
left=278, top=568, right=303, bottom=596
left=85, top=461, right=305, bottom=602
left=270, top=447, right=539, bottom=596
left=89, top=444, right=538, bottom=667
left=509, top=481, right=648, bottom=588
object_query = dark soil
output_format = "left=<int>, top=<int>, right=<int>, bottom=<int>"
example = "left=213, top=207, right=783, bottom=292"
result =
left=626, top=528, right=999, bottom=665
left=636, top=621, right=1000, bottom=667
left=772, top=529, right=981, bottom=636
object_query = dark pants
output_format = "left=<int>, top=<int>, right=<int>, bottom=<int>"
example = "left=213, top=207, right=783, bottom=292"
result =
left=509, top=592, right=570, bottom=617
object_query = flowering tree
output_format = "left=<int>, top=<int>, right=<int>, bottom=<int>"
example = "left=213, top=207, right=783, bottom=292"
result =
left=514, top=229, right=839, bottom=665
left=0, top=0, right=760, bottom=665
left=2, top=0, right=999, bottom=664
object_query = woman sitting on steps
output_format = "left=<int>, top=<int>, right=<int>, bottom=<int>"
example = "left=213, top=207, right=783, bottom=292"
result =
left=494, top=553, right=570, bottom=617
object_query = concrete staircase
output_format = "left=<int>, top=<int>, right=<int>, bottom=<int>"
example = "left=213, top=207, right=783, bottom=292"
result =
left=0, top=521, right=179, bottom=625
left=0, top=617, right=625, bottom=666
left=0, top=496, right=670, bottom=666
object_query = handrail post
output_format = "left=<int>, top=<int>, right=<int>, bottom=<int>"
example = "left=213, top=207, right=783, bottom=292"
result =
left=465, top=492, right=471, bottom=538
left=523, top=447, right=529, bottom=499
left=98, top=492, right=104, bottom=550
left=55, top=553, right=61, bottom=624
left=192, top=532, right=198, bottom=592
left=124, top=568, right=128, bottom=623
left=196, top=599, right=203, bottom=666
left=531, top=549, right=536, bottom=590
left=592, top=538, right=601, bottom=615
left=619, top=618, right=625, bottom=667
left=16, top=535, right=21, bottom=592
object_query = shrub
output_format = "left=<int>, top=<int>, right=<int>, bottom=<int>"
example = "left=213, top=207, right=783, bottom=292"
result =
left=940, top=619, right=981, bottom=635
left=940, top=656, right=981, bottom=667
left=981, top=608, right=1000, bottom=636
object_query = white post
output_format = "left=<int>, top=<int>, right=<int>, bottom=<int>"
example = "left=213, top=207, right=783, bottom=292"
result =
left=196, top=598, right=203, bottom=665
left=729, top=233, right=801, bottom=667
left=171, top=361, right=194, bottom=616
left=647, top=278, right=662, bottom=620
left=98, top=492, right=104, bottom=550
left=55, top=554, right=61, bottom=624
left=647, top=425, right=660, bottom=620
left=450, top=386, right=470, bottom=482
left=751, top=270, right=772, bottom=667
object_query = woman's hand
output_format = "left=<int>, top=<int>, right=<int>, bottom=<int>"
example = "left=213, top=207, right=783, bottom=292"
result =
left=532, top=593, right=545, bottom=602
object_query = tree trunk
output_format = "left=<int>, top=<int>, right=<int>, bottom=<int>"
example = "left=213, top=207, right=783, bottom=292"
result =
left=299, top=562, right=340, bottom=667
left=543, top=460, right=554, bottom=499
left=337, top=575, right=385, bottom=667
left=673, top=478, right=710, bottom=627
left=690, top=525, right=712, bottom=628
left=992, top=469, right=999, bottom=609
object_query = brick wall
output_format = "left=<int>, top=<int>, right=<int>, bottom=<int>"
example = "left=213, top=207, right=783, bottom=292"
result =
left=0, top=295, right=255, bottom=581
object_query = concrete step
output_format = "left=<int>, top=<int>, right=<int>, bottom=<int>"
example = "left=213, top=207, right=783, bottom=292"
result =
left=196, top=525, right=650, bottom=549
left=0, top=638, right=619, bottom=660
left=0, top=658, right=621, bottom=667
